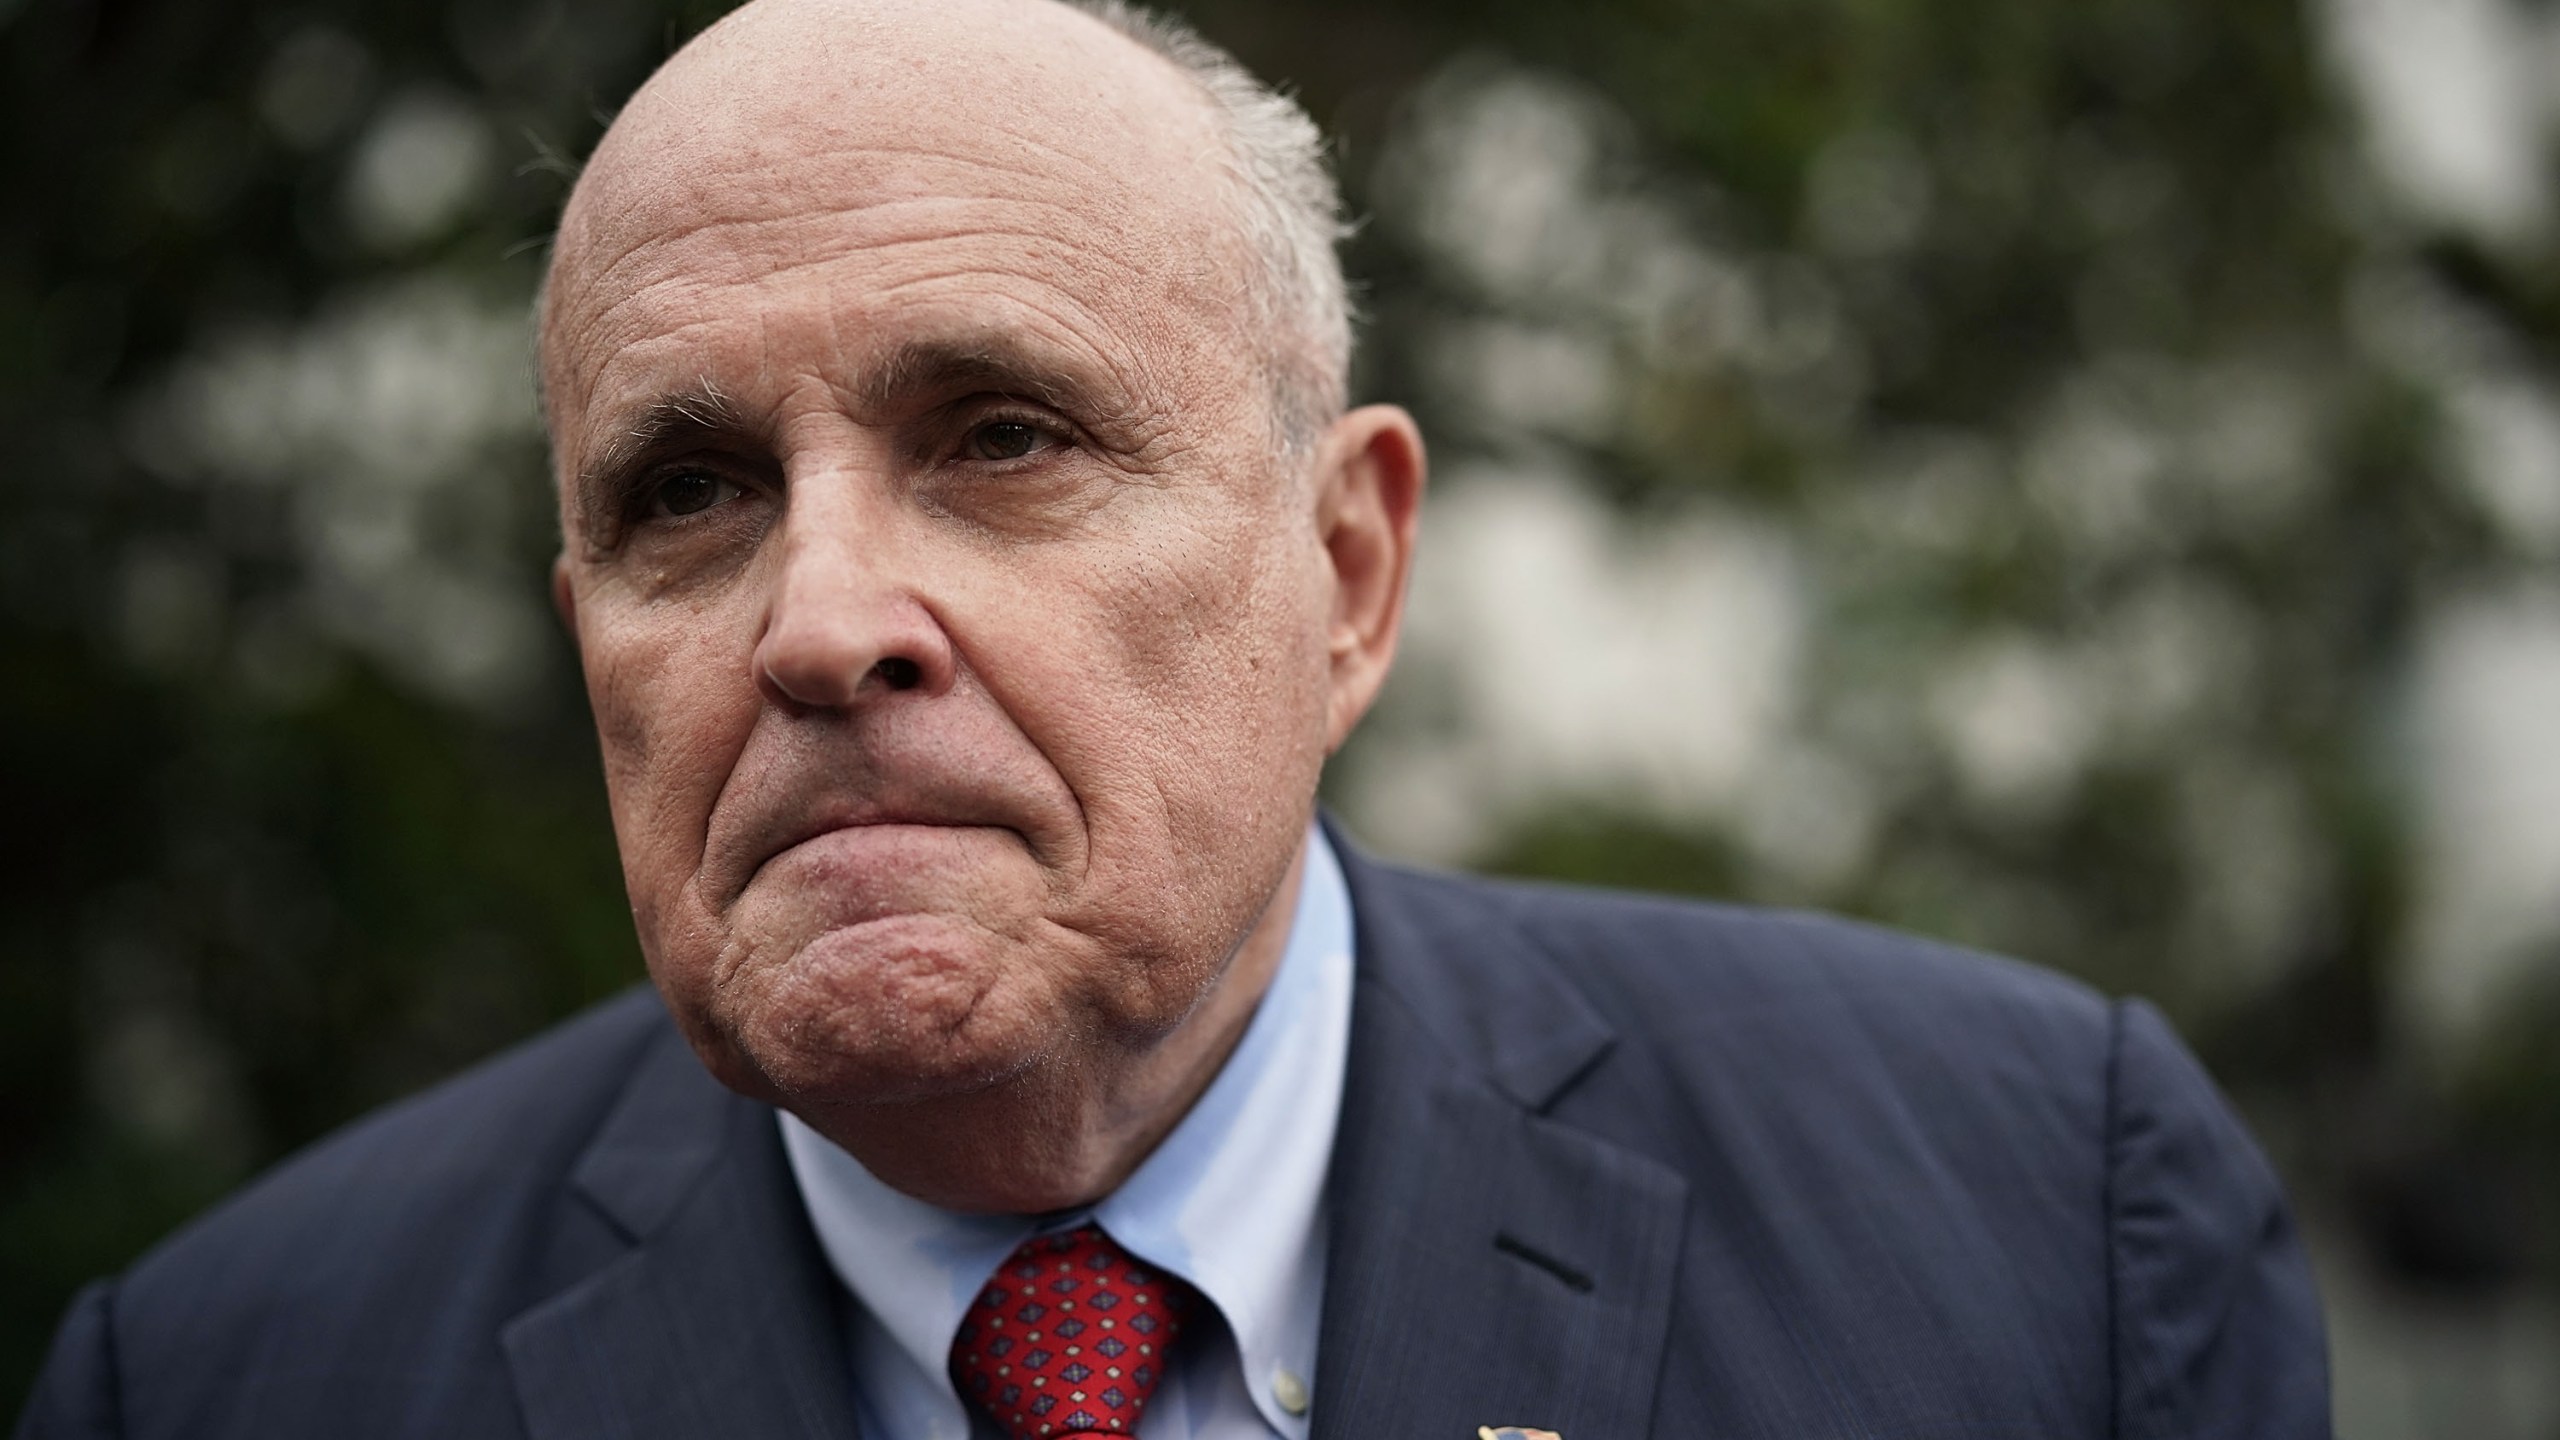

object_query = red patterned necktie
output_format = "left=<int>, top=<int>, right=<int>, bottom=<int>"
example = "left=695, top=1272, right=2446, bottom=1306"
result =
left=950, top=1224, right=1196, bottom=1438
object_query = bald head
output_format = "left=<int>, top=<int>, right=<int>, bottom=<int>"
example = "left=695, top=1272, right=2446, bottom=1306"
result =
left=541, top=0, right=1347, bottom=470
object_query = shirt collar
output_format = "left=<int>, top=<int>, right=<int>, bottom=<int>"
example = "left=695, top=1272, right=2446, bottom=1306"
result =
left=781, top=824, right=1356, bottom=1437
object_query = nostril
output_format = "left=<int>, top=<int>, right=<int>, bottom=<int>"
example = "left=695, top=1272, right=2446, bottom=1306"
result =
left=873, top=656, right=923, bottom=690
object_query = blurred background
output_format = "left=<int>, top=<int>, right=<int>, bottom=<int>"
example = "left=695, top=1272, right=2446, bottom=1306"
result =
left=4, top=0, right=2558, bottom=1429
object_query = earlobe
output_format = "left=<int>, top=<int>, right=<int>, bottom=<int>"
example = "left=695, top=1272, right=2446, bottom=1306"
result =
left=551, top=555, right=579, bottom=638
left=1316, top=405, right=1428, bottom=751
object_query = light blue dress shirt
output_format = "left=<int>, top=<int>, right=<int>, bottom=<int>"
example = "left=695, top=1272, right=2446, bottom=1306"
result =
left=780, top=826, right=1356, bottom=1440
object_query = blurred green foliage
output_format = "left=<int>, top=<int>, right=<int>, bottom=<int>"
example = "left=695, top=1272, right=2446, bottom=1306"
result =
left=5, top=0, right=2559, bottom=1426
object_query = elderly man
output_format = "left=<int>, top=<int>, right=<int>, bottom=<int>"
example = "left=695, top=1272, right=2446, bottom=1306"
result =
left=16, top=0, right=2330, bottom=1437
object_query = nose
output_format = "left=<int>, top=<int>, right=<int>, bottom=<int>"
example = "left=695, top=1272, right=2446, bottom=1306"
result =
left=751, top=494, right=957, bottom=712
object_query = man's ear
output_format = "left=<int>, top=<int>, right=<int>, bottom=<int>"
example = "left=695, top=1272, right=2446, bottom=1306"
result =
left=551, top=554, right=579, bottom=638
left=1312, top=404, right=1427, bottom=752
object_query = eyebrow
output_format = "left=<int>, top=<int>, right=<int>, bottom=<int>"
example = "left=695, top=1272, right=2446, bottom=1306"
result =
left=571, top=385, right=762, bottom=546
left=853, top=334, right=1134, bottom=421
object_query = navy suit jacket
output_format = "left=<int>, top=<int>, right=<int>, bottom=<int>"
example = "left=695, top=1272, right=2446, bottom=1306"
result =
left=17, top=845, right=2330, bottom=1438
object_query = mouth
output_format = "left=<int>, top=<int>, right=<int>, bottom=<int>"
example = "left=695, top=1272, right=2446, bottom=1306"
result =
left=746, top=806, right=1026, bottom=889
left=704, top=746, right=1063, bottom=905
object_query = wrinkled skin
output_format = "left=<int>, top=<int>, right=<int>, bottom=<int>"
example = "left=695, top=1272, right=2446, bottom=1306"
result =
left=540, top=0, right=1424, bottom=1211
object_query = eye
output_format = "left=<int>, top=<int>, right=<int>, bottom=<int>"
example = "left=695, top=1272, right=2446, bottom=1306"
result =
left=965, top=418, right=1061, bottom=463
left=646, top=469, right=742, bottom=519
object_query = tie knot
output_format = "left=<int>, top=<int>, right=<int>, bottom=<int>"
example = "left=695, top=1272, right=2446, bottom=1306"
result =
left=951, top=1224, right=1195, bottom=1438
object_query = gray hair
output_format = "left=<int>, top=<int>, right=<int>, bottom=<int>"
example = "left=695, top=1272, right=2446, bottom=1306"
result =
left=1068, top=0, right=1354, bottom=455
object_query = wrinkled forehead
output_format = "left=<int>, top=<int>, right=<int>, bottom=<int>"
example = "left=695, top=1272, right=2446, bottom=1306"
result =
left=540, top=0, right=1251, bottom=431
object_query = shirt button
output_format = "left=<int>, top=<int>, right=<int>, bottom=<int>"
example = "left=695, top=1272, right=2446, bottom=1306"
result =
left=1271, top=1366, right=1311, bottom=1416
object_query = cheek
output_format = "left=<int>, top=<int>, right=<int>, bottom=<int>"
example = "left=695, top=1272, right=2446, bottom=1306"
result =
left=580, top=594, right=763, bottom=896
left=1130, top=537, right=1328, bottom=773
left=973, top=484, right=1332, bottom=892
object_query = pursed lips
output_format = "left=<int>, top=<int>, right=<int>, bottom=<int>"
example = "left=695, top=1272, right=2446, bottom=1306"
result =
left=732, top=792, right=1028, bottom=894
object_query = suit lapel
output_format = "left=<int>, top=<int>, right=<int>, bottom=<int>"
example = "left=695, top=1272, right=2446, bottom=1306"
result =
left=502, top=1024, right=860, bottom=1440
left=1314, top=843, right=1689, bottom=1440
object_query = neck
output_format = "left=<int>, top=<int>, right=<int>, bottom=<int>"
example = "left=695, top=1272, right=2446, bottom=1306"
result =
left=786, top=841, right=1310, bottom=1214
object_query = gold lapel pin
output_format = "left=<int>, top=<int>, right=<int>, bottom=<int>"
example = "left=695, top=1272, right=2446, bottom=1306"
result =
left=1478, top=1429, right=1562, bottom=1440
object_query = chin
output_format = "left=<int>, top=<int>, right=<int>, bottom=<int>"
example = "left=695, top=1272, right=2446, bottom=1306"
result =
left=684, top=912, right=1060, bottom=1108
